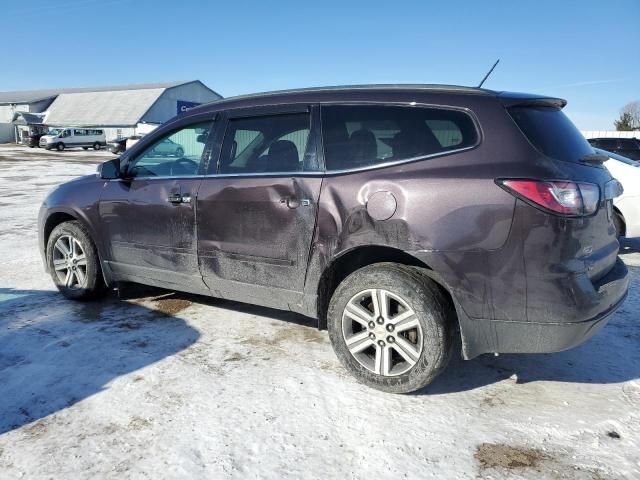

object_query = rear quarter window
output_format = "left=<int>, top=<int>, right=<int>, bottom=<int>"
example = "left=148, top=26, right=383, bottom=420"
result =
left=321, top=105, right=478, bottom=171
left=508, top=106, right=595, bottom=163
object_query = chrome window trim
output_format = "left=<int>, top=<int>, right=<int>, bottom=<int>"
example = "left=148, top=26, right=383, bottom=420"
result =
left=320, top=143, right=480, bottom=176
left=107, top=175, right=206, bottom=181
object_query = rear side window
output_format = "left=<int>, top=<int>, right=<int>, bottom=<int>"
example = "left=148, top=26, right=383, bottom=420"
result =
left=321, top=105, right=478, bottom=171
left=508, top=106, right=595, bottom=163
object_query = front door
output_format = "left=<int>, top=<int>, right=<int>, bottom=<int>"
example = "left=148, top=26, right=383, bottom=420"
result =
left=99, top=119, right=215, bottom=291
left=197, top=106, right=323, bottom=309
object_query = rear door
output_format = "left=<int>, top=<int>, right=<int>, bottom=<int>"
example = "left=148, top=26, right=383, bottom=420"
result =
left=196, top=105, right=323, bottom=309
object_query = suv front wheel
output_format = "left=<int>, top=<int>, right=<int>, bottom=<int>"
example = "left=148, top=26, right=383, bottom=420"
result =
left=328, top=263, right=453, bottom=393
left=46, top=220, right=105, bottom=300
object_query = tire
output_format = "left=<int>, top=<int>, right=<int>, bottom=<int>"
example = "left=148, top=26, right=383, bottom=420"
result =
left=56, top=142, right=65, bottom=151
left=82, top=147, right=89, bottom=150
left=327, top=263, right=454, bottom=393
left=93, top=142, right=101, bottom=151
left=46, top=220, right=106, bottom=300
left=175, top=147, right=184, bottom=157
left=613, top=211, right=625, bottom=238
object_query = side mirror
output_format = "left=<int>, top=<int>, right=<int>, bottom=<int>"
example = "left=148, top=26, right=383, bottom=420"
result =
left=98, top=158, right=122, bottom=179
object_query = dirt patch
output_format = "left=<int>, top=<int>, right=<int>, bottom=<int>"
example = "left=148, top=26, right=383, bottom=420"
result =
left=224, top=352, right=246, bottom=362
left=128, top=417, right=153, bottom=430
left=151, top=297, right=192, bottom=316
left=23, top=420, right=48, bottom=439
left=474, top=443, right=545, bottom=470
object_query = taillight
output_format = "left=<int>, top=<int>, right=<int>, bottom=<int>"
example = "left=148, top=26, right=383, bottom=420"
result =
left=498, top=179, right=600, bottom=216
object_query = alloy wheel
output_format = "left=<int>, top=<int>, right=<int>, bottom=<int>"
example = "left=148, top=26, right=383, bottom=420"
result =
left=52, top=235, right=88, bottom=289
left=342, top=288, right=423, bottom=376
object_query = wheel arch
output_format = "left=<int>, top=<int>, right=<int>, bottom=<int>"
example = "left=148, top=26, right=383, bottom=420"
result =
left=316, top=245, right=458, bottom=329
left=42, top=208, right=111, bottom=285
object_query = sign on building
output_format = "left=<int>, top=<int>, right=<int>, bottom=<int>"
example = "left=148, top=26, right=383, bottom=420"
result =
left=177, top=100, right=201, bottom=115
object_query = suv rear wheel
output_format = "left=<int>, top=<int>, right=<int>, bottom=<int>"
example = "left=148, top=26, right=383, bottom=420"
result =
left=327, top=263, right=453, bottom=393
left=46, top=220, right=106, bottom=300
left=56, top=143, right=65, bottom=151
left=93, top=142, right=101, bottom=150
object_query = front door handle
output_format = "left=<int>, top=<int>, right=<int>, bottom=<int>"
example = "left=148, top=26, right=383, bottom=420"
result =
left=168, top=192, right=183, bottom=204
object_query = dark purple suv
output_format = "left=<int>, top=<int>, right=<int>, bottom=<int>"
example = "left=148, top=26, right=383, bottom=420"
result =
left=38, top=85, right=629, bottom=393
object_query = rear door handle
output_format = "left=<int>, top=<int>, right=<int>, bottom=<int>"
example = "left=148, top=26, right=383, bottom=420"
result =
left=280, top=196, right=311, bottom=209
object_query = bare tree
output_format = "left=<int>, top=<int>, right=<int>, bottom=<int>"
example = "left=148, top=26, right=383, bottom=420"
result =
left=615, top=101, right=640, bottom=131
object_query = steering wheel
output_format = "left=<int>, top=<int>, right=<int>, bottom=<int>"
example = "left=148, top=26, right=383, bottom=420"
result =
left=171, top=157, right=199, bottom=175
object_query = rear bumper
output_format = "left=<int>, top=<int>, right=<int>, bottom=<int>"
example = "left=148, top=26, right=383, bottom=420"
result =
left=457, top=258, right=629, bottom=358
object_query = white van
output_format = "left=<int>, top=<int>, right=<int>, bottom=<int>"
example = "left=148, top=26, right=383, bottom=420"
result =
left=39, top=128, right=106, bottom=151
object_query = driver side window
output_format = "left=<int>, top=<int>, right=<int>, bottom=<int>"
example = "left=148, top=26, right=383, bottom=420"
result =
left=127, top=121, right=212, bottom=178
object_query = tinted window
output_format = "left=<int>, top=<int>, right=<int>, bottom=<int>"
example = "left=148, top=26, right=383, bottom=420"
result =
left=219, top=113, right=310, bottom=174
left=590, top=139, right=618, bottom=150
left=127, top=122, right=212, bottom=178
left=321, top=105, right=478, bottom=171
left=619, top=139, right=640, bottom=151
left=508, top=106, right=595, bottom=163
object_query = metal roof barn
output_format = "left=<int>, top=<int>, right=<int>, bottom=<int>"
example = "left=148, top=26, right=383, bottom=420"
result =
left=0, top=80, right=222, bottom=144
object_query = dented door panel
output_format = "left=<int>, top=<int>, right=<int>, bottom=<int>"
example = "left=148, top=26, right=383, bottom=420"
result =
left=197, top=176, right=322, bottom=308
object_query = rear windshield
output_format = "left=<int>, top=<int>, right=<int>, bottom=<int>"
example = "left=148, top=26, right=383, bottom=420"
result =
left=508, top=106, right=595, bottom=163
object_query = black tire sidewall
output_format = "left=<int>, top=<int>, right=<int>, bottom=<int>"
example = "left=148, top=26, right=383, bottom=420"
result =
left=93, top=142, right=101, bottom=150
left=46, top=221, right=103, bottom=300
left=57, top=143, right=65, bottom=151
left=614, top=212, right=624, bottom=238
left=328, top=263, right=452, bottom=393
left=176, top=147, right=184, bottom=157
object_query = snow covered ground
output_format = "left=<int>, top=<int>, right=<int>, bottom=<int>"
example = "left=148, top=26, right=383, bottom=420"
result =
left=0, top=144, right=639, bottom=479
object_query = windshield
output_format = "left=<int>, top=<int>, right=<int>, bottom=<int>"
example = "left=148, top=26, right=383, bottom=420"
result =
left=508, top=106, right=596, bottom=163
left=47, top=129, right=63, bottom=136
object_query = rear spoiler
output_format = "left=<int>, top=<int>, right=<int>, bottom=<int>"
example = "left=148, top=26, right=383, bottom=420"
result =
left=497, top=91, right=567, bottom=109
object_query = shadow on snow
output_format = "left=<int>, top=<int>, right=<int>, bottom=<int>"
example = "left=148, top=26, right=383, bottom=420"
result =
left=0, top=287, right=199, bottom=435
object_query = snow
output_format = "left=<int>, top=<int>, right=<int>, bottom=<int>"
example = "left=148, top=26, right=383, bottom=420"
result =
left=0, top=144, right=639, bottom=479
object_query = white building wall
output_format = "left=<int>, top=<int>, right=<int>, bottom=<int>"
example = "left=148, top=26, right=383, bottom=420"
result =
left=142, top=82, right=221, bottom=124
left=582, top=130, right=640, bottom=139
left=0, top=104, right=30, bottom=143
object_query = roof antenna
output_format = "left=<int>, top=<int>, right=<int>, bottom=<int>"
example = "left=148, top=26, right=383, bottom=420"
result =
left=477, top=59, right=500, bottom=88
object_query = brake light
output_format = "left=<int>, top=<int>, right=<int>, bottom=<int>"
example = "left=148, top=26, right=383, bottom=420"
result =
left=498, top=179, right=600, bottom=216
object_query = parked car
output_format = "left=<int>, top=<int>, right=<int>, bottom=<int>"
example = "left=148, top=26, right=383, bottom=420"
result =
left=588, top=137, right=640, bottom=160
left=125, top=135, right=144, bottom=151
left=150, top=137, right=184, bottom=157
left=596, top=148, right=640, bottom=238
left=24, top=133, right=44, bottom=148
left=40, top=128, right=106, bottom=151
left=38, top=85, right=629, bottom=393
left=107, top=137, right=128, bottom=154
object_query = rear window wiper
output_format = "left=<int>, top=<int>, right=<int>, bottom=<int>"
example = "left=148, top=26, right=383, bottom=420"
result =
left=578, top=153, right=608, bottom=165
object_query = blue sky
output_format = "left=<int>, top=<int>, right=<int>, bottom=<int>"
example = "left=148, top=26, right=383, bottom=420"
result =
left=1, top=0, right=638, bottom=130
